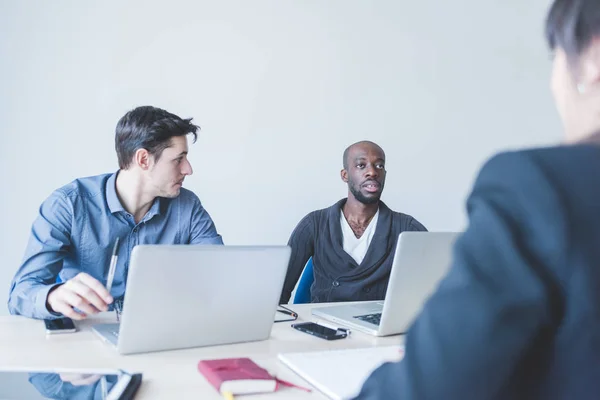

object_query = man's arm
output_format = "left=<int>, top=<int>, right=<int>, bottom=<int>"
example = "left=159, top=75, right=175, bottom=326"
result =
left=279, top=213, right=316, bottom=304
left=408, top=217, right=427, bottom=232
left=189, top=197, right=223, bottom=245
left=355, top=151, right=566, bottom=399
left=8, top=192, right=72, bottom=319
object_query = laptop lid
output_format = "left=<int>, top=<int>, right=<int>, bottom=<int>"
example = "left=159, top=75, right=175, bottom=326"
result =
left=377, top=231, right=459, bottom=336
left=115, top=244, right=290, bottom=354
left=312, top=231, right=459, bottom=336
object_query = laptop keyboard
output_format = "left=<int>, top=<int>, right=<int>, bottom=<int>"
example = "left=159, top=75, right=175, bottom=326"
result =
left=353, top=312, right=382, bottom=326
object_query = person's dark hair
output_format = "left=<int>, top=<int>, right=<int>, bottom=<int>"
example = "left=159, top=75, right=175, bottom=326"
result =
left=115, top=106, right=199, bottom=169
left=546, top=0, right=600, bottom=60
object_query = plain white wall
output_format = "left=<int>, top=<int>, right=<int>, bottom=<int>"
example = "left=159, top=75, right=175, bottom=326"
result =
left=0, top=0, right=560, bottom=316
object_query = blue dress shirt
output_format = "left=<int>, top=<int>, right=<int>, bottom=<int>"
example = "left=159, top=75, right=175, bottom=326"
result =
left=8, top=172, right=223, bottom=319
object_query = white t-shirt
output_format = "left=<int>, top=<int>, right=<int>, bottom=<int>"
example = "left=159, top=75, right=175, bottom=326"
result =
left=340, top=209, right=379, bottom=265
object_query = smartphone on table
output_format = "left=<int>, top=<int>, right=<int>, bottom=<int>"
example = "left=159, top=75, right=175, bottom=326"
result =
left=291, top=321, right=348, bottom=340
left=44, top=317, right=77, bottom=334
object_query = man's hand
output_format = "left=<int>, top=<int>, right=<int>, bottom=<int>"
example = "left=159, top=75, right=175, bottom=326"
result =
left=47, top=273, right=113, bottom=320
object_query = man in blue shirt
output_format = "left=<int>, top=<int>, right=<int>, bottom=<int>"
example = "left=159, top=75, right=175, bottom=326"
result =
left=8, top=106, right=223, bottom=320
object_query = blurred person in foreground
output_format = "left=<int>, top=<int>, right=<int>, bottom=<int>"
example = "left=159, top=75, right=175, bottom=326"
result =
left=356, top=0, right=600, bottom=398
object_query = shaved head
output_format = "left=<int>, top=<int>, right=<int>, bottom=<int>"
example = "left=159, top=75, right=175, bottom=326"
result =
left=343, top=141, right=385, bottom=169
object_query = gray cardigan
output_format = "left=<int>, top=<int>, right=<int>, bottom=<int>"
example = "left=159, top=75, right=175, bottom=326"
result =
left=280, top=198, right=427, bottom=304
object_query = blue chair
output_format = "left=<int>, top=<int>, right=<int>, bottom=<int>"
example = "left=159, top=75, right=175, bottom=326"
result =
left=293, top=257, right=314, bottom=304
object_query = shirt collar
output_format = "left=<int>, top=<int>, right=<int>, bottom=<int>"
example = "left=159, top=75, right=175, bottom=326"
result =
left=145, top=196, right=162, bottom=221
left=106, top=171, right=125, bottom=214
left=106, top=171, right=163, bottom=219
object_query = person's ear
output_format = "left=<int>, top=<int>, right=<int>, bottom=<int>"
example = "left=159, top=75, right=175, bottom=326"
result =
left=134, top=149, right=151, bottom=171
left=578, top=38, right=600, bottom=92
left=341, top=169, right=348, bottom=183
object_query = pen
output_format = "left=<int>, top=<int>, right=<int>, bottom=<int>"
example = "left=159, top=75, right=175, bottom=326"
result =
left=100, top=376, right=107, bottom=398
left=106, top=237, right=120, bottom=293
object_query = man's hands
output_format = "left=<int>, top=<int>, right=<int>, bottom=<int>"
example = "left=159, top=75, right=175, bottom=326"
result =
left=47, top=273, right=113, bottom=320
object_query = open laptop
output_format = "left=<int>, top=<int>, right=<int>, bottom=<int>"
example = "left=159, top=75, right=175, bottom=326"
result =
left=312, top=231, right=459, bottom=336
left=93, top=244, right=290, bottom=355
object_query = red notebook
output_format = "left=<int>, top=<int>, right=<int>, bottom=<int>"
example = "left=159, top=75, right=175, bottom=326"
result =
left=198, top=357, right=310, bottom=396
left=198, top=358, right=278, bottom=395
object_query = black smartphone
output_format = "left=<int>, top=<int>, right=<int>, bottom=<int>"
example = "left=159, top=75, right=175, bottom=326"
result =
left=292, top=321, right=347, bottom=340
left=44, top=317, right=76, bottom=334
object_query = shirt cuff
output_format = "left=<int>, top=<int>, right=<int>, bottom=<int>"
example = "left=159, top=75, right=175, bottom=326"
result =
left=34, top=284, right=64, bottom=320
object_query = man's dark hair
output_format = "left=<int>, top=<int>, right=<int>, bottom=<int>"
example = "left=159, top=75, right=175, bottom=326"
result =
left=546, top=0, right=600, bottom=60
left=115, top=106, right=199, bottom=169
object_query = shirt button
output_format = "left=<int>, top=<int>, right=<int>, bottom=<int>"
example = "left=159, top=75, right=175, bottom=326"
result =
left=133, top=227, right=138, bottom=233
left=332, top=281, right=340, bottom=287
left=363, top=287, right=371, bottom=293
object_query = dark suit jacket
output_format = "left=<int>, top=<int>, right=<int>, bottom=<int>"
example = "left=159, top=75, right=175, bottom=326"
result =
left=355, top=145, right=600, bottom=399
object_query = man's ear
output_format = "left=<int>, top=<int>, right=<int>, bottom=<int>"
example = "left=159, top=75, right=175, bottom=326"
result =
left=340, top=169, right=348, bottom=183
left=579, top=38, right=600, bottom=88
left=134, top=149, right=151, bottom=171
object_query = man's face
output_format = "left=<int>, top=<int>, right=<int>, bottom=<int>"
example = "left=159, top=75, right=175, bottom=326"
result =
left=147, top=136, right=193, bottom=198
left=342, top=143, right=386, bottom=204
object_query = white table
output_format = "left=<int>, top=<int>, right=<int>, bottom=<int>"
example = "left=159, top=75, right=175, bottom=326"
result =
left=0, top=303, right=403, bottom=399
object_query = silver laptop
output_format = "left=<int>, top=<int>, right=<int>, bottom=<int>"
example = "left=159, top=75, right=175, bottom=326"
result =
left=312, top=231, right=459, bottom=336
left=93, top=244, right=290, bottom=355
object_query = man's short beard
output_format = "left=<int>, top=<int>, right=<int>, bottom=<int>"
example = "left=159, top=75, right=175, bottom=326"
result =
left=349, top=184, right=380, bottom=205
